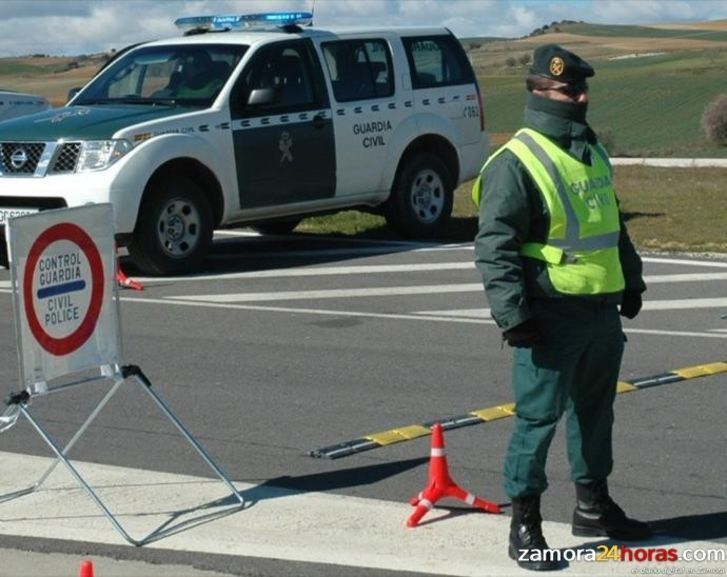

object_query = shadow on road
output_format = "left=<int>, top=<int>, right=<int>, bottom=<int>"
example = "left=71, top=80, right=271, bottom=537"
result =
left=234, top=457, right=429, bottom=506
left=120, top=216, right=479, bottom=278
left=622, top=210, right=664, bottom=223
left=650, top=510, right=727, bottom=542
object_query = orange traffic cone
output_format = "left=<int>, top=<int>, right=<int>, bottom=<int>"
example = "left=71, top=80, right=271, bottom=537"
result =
left=407, top=422, right=501, bottom=527
left=78, top=559, right=94, bottom=577
left=115, top=245, right=144, bottom=291
left=116, top=266, right=144, bottom=291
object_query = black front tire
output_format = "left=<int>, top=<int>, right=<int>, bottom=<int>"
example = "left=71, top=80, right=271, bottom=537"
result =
left=129, top=177, right=213, bottom=276
left=385, top=152, right=454, bottom=238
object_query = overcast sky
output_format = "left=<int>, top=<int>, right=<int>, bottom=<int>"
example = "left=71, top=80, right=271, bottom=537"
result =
left=1, top=0, right=726, bottom=57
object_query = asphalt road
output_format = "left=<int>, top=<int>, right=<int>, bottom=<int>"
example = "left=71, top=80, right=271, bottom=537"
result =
left=0, top=230, right=725, bottom=576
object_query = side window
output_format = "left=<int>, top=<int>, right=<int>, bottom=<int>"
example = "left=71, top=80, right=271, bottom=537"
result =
left=233, top=41, right=318, bottom=115
left=321, top=39, right=393, bottom=102
left=403, top=35, right=475, bottom=89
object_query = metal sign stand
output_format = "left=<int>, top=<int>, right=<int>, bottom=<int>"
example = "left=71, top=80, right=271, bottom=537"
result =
left=0, top=206, right=244, bottom=546
left=1, top=364, right=244, bottom=546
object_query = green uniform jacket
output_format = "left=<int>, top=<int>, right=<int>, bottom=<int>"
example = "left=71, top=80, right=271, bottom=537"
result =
left=474, top=94, right=646, bottom=331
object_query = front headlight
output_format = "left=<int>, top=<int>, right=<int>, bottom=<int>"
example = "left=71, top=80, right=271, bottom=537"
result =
left=76, top=139, right=132, bottom=172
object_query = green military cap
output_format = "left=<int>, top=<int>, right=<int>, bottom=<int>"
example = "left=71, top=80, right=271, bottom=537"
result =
left=530, top=44, right=594, bottom=85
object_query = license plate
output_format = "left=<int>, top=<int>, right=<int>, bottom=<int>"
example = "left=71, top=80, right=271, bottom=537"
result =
left=0, top=207, right=39, bottom=225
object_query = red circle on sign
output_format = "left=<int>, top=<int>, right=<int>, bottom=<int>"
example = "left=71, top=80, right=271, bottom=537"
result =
left=23, top=223, right=105, bottom=356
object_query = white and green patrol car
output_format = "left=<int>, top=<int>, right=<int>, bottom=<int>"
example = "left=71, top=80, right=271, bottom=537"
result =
left=0, top=12, right=488, bottom=275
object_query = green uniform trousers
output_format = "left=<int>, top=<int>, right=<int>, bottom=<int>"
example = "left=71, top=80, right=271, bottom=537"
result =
left=504, top=297, right=624, bottom=498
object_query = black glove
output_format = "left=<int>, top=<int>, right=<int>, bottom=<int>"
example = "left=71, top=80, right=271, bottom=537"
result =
left=502, top=319, right=543, bottom=348
left=620, top=291, right=643, bottom=319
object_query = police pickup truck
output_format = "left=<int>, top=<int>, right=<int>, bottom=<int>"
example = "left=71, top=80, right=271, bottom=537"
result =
left=0, top=12, right=488, bottom=275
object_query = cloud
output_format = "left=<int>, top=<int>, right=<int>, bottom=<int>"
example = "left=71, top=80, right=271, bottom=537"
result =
left=0, top=0, right=726, bottom=56
left=592, top=0, right=727, bottom=25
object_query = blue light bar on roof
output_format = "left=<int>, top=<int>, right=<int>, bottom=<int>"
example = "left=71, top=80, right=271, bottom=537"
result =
left=174, top=11, right=313, bottom=32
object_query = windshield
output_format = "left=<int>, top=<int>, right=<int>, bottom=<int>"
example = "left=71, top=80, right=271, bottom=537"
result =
left=73, top=44, right=247, bottom=107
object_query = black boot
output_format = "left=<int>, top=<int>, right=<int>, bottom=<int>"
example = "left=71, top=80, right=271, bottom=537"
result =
left=572, top=480, right=652, bottom=540
left=509, top=495, right=561, bottom=571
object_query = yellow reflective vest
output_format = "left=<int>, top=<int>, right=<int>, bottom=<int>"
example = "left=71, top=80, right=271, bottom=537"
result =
left=473, top=128, right=625, bottom=295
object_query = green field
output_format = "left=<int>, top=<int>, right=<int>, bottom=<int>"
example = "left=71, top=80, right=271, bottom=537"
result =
left=478, top=48, right=727, bottom=157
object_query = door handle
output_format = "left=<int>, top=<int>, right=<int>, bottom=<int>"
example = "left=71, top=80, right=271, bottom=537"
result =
left=312, top=113, right=328, bottom=130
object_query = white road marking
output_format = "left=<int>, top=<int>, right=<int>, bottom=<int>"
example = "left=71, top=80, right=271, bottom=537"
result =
left=128, top=268, right=727, bottom=286
left=642, top=256, right=727, bottom=268
left=416, top=308, right=492, bottom=318
left=626, top=328, right=727, bottom=339
left=0, top=451, right=721, bottom=576
left=644, top=272, right=727, bottom=282
left=122, top=296, right=498, bottom=326
left=212, top=232, right=727, bottom=266
left=642, top=298, right=727, bottom=310
left=206, top=243, right=473, bottom=260
left=7, top=258, right=727, bottom=288
left=132, top=262, right=477, bottom=284
left=214, top=229, right=459, bottom=248
left=167, top=283, right=483, bottom=303
left=167, top=275, right=727, bottom=303
left=124, top=297, right=727, bottom=339
left=417, top=298, right=727, bottom=317
left=213, top=230, right=261, bottom=237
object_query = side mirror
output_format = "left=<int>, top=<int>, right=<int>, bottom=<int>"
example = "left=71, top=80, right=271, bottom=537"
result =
left=67, top=87, right=81, bottom=103
left=247, top=87, right=278, bottom=106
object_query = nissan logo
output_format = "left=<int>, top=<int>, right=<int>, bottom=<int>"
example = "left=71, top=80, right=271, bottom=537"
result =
left=10, top=148, right=28, bottom=170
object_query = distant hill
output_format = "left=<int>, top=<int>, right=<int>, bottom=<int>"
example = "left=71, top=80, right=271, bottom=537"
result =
left=464, top=19, right=727, bottom=67
left=0, top=53, right=108, bottom=107
left=1, top=20, right=726, bottom=157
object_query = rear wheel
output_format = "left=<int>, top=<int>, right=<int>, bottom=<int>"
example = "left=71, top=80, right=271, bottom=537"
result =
left=385, top=152, right=453, bottom=238
left=129, top=177, right=213, bottom=276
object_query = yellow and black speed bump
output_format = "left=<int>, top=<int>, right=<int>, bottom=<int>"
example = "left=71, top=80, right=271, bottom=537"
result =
left=308, top=361, right=727, bottom=459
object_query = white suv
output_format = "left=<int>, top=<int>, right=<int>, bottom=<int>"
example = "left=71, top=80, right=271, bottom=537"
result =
left=0, top=12, right=488, bottom=275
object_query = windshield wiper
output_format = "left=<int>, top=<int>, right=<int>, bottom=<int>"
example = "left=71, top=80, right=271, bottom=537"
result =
left=75, top=97, right=177, bottom=106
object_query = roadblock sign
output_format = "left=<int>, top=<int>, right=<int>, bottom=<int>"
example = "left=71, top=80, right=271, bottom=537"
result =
left=6, top=204, right=122, bottom=393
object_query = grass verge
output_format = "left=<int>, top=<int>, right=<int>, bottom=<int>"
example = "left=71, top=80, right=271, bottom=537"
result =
left=297, top=166, right=727, bottom=254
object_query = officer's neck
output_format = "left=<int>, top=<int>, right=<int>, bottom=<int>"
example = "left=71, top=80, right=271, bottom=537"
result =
left=527, top=92, right=588, bottom=124
left=525, top=93, right=594, bottom=160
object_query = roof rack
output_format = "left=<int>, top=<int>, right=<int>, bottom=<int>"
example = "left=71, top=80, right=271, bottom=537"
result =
left=174, top=11, right=313, bottom=35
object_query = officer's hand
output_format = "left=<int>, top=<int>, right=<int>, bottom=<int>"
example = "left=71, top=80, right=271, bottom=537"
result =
left=502, top=319, right=543, bottom=347
left=620, top=291, right=643, bottom=319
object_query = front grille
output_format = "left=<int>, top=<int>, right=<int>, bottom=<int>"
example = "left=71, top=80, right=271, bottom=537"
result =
left=51, top=142, right=81, bottom=174
left=0, top=142, right=45, bottom=174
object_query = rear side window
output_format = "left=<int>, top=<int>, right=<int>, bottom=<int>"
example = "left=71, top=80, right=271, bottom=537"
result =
left=403, top=35, right=474, bottom=89
left=321, top=39, right=394, bottom=102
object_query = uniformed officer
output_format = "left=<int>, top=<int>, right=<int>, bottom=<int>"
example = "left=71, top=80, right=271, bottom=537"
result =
left=473, top=44, right=652, bottom=571
left=175, top=51, right=225, bottom=99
